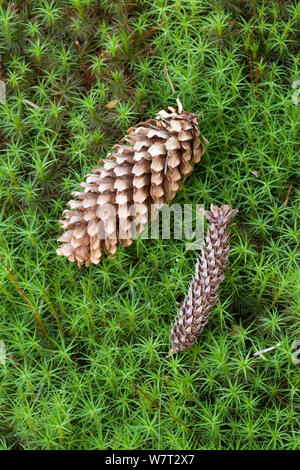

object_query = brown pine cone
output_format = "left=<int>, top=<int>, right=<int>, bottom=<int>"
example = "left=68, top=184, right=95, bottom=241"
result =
left=57, top=100, right=207, bottom=267
left=170, top=204, right=238, bottom=355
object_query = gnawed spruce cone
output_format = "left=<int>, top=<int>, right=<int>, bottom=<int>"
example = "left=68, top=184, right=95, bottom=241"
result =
left=57, top=100, right=207, bottom=267
left=170, top=204, right=238, bottom=355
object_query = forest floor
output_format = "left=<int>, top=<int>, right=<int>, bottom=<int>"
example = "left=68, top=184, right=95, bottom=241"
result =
left=0, top=0, right=299, bottom=449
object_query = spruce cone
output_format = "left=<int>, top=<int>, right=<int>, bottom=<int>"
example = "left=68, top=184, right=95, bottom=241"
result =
left=57, top=100, right=207, bottom=267
left=170, top=204, right=238, bottom=355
